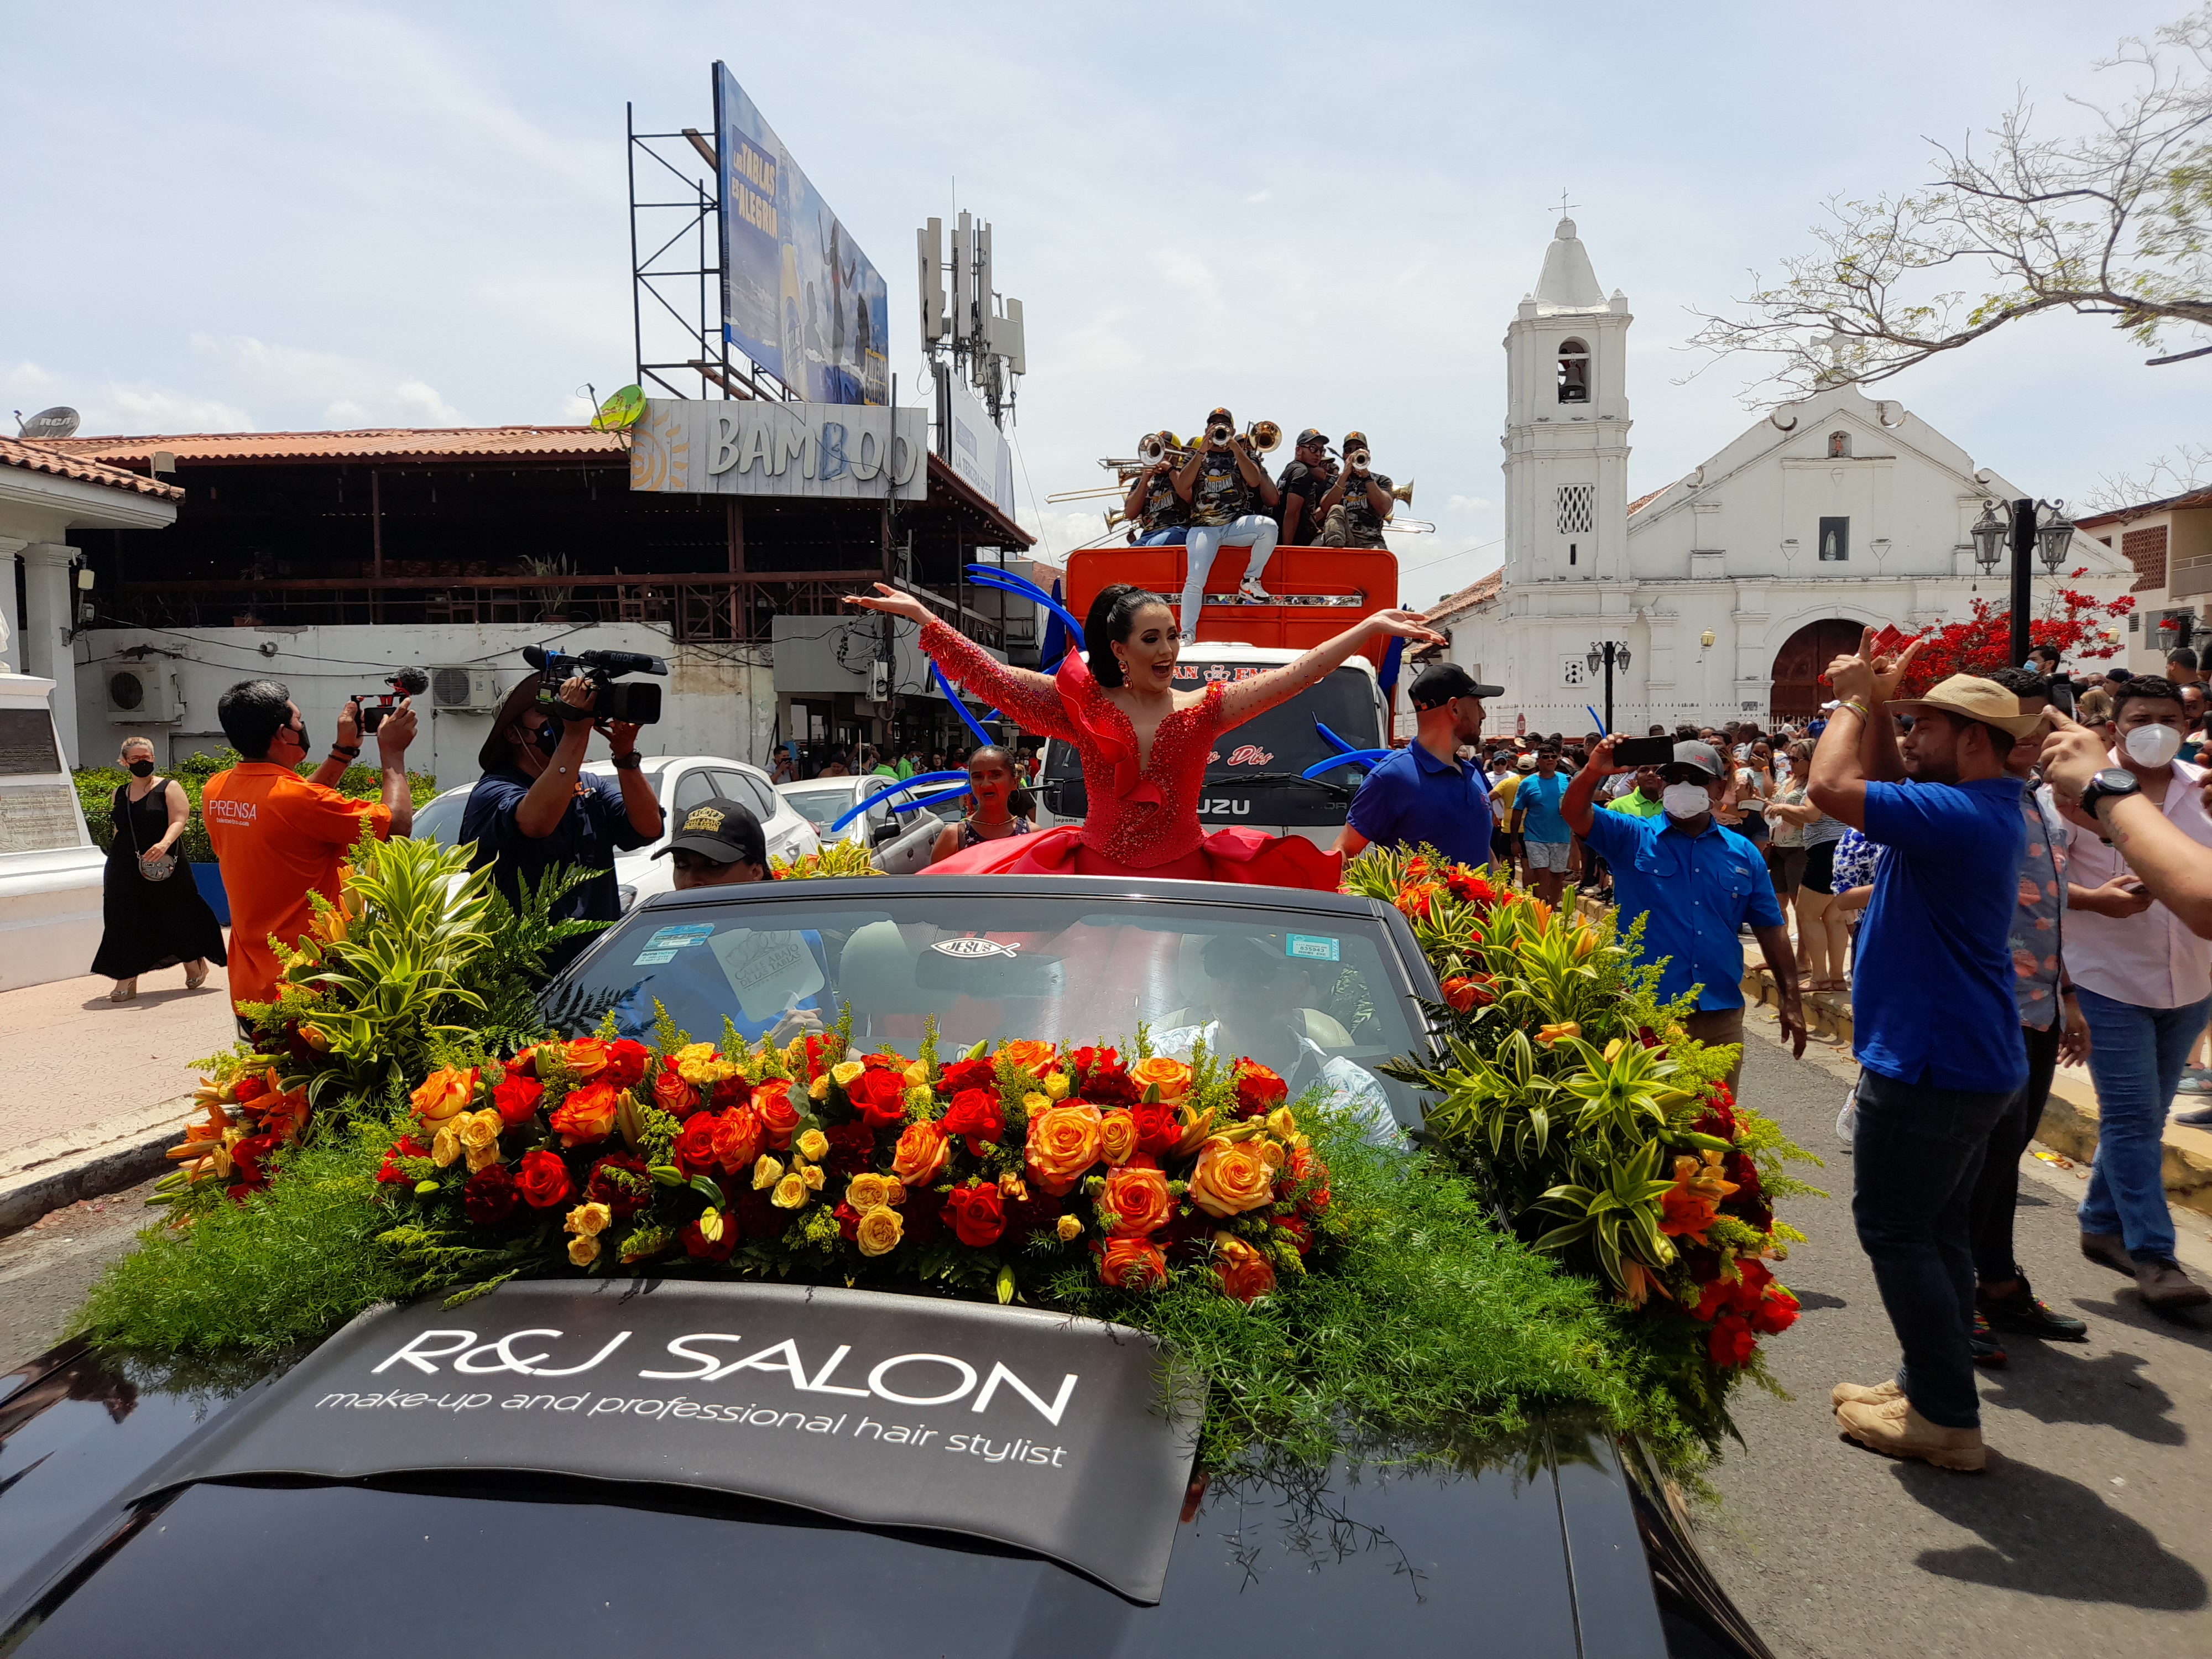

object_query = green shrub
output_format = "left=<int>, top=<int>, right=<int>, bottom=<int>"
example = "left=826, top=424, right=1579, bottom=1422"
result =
left=75, top=752, right=437, bottom=860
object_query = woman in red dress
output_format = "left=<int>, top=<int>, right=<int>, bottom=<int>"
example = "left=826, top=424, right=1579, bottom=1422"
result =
left=844, top=582, right=1442, bottom=888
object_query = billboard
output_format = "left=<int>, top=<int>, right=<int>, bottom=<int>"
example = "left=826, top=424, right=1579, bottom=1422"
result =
left=716, top=64, right=891, bottom=406
left=629, top=398, right=927, bottom=501
left=937, top=367, right=1015, bottom=519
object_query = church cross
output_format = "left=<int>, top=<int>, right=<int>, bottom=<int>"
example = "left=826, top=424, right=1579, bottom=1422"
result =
left=1550, top=190, right=1579, bottom=218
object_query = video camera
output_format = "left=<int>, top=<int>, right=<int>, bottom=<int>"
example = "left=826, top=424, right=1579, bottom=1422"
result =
left=353, top=666, right=428, bottom=734
left=523, top=644, right=667, bottom=725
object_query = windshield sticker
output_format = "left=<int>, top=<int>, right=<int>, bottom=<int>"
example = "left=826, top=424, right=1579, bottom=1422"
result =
left=136, top=1280, right=1199, bottom=1603
left=711, top=930, right=827, bottom=1024
left=631, top=949, right=680, bottom=966
left=647, top=923, right=717, bottom=950
left=930, top=937, right=1020, bottom=960
left=1286, top=933, right=1340, bottom=962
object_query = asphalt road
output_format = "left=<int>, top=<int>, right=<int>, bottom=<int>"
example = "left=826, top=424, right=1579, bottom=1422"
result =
left=0, top=1173, right=168, bottom=1374
left=1698, top=1013, right=2212, bottom=1659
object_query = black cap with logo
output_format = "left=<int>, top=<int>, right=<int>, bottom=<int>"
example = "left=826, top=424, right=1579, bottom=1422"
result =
left=653, top=797, right=768, bottom=867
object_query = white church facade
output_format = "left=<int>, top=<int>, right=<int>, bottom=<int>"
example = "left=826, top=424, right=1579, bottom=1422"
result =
left=1434, top=217, right=2133, bottom=734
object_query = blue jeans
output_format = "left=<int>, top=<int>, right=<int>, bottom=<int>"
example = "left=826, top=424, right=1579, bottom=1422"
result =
left=1851, top=1067, right=2014, bottom=1429
left=1180, top=514, right=1279, bottom=627
left=1136, top=526, right=1187, bottom=547
left=2074, top=987, right=2210, bottom=1262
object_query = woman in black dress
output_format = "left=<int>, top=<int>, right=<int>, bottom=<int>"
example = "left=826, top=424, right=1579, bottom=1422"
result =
left=91, top=738, right=226, bottom=1001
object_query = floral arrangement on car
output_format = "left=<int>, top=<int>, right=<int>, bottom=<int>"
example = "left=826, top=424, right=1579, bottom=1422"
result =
left=1342, top=846, right=1817, bottom=1427
left=372, top=1016, right=1330, bottom=1308
left=155, top=1065, right=315, bottom=1203
left=769, top=838, right=881, bottom=880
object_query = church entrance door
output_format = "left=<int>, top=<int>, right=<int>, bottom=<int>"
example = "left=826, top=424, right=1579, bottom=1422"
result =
left=1770, top=619, right=1865, bottom=723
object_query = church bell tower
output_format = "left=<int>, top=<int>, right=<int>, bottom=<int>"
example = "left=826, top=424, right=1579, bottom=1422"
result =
left=1502, top=218, right=1633, bottom=585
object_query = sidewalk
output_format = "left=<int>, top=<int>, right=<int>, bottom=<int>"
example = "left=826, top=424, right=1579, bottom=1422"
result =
left=0, top=962, right=238, bottom=1229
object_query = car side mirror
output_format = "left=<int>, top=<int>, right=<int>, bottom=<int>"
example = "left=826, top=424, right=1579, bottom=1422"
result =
left=871, top=819, right=900, bottom=844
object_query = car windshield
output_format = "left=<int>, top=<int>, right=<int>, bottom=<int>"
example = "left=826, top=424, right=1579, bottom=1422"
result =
left=544, top=888, right=1429, bottom=1135
left=410, top=791, right=468, bottom=849
left=780, top=783, right=859, bottom=834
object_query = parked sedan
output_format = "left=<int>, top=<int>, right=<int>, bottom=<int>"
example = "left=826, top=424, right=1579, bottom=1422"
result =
left=775, top=774, right=943, bottom=875
left=411, top=755, right=820, bottom=906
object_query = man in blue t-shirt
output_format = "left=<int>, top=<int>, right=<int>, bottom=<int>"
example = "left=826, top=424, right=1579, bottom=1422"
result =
left=1565, top=739, right=1804, bottom=1087
left=1337, top=662, right=1500, bottom=870
left=1808, top=638, right=2041, bottom=1474
left=1515, top=747, right=1574, bottom=904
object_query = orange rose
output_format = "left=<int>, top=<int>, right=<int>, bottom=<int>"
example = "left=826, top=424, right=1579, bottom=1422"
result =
left=561, top=1039, right=611, bottom=1081
left=891, top=1120, right=950, bottom=1187
left=651, top=1068, right=700, bottom=1118
left=1128, top=1056, right=1191, bottom=1102
left=711, top=1104, right=766, bottom=1173
left=1096, top=1109, right=1138, bottom=1166
left=755, top=1081, right=801, bottom=1150
left=409, top=1066, right=478, bottom=1124
left=549, top=1079, right=621, bottom=1147
left=1187, top=1135, right=1274, bottom=1218
left=998, top=1038, right=1058, bottom=1074
left=1099, top=1165, right=1173, bottom=1236
left=1095, top=1236, right=1168, bottom=1291
left=1024, top=1103, right=1103, bottom=1197
left=1212, top=1233, right=1277, bottom=1303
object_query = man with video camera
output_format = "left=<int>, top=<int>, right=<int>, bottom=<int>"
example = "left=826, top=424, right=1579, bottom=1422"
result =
left=462, top=662, right=666, bottom=978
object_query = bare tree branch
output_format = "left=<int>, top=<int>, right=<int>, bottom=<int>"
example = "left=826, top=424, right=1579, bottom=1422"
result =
left=2077, top=442, right=2212, bottom=514
left=1687, top=8, right=2212, bottom=403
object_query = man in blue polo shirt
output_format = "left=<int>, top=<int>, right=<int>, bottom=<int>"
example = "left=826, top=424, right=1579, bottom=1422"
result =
left=1566, top=738, right=1806, bottom=1086
left=1336, top=662, right=1500, bottom=869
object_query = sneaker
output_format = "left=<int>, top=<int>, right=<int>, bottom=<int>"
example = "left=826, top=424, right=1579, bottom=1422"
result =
left=1834, top=1396, right=1987, bottom=1472
left=2174, top=1105, right=2212, bottom=1129
left=1979, top=1278, right=2089, bottom=1341
left=1969, top=1311, right=2006, bottom=1366
left=1238, top=572, right=1274, bottom=602
left=1830, top=1378, right=1904, bottom=1408
left=2133, top=1256, right=2212, bottom=1310
left=2177, top=1067, right=2212, bottom=1094
left=2080, top=1231, right=2134, bottom=1276
left=1835, top=1082, right=1857, bottom=1149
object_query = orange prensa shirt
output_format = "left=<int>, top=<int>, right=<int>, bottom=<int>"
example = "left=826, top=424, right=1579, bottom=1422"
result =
left=201, top=763, right=392, bottom=1013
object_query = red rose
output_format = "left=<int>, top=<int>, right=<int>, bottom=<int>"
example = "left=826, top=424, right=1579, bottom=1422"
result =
left=377, top=1134, right=428, bottom=1184
left=674, top=1113, right=723, bottom=1179
left=833, top=1201, right=863, bottom=1243
left=1069, top=1044, right=1119, bottom=1079
left=652, top=1068, right=701, bottom=1119
left=1095, top=1237, right=1168, bottom=1291
left=938, top=1057, right=997, bottom=1094
left=549, top=1079, right=621, bottom=1147
left=802, top=1033, right=828, bottom=1081
left=941, top=1181, right=1006, bottom=1248
left=683, top=1213, right=738, bottom=1262
left=603, top=1039, right=651, bottom=1091
left=941, top=1087, right=1005, bottom=1155
left=585, top=1154, right=651, bottom=1218
left=463, top=1165, right=519, bottom=1225
left=848, top=1068, right=911, bottom=1130
left=1446, top=869, right=1498, bottom=906
left=1231, top=1060, right=1287, bottom=1118
left=1130, top=1099, right=1181, bottom=1157
left=1707, top=1313, right=1758, bottom=1368
left=514, top=1147, right=572, bottom=1209
left=755, top=1082, right=801, bottom=1150
left=492, top=1073, right=545, bottom=1128
left=1750, top=1285, right=1799, bottom=1336
left=1080, top=1065, right=1140, bottom=1108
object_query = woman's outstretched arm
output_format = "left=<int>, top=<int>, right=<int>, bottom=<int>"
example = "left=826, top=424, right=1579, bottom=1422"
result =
left=1216, top=609, right=1444, bottom=729
left=843, top=583, right=1074, bottom=742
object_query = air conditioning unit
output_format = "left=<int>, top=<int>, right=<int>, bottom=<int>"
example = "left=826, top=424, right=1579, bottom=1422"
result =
left=106, top=666, right=181, bottom=723
left=430, top=665, right=499, bottom=712
left=869, top=659, right=893, bottom=702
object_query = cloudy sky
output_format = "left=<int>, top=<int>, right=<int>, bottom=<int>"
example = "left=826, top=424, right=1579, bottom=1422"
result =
left=5, top=1, right=2202, bottom=603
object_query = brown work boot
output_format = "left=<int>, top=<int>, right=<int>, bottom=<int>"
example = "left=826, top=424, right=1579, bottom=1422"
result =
left=2080, top=1231, right=2133, bottom=1276
left=1829, top=1378, right=1904, bottom=1409
left=1834, top=1397, right=1986, bottom=1472
left=2133, top=1256, right=2212, bottom=1310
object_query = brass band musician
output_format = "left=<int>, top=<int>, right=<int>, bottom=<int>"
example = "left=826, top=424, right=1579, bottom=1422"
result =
left=1171, top=406, right=1281, bottom=628
left=1318, top=430, right=1394, bottom=548
left=1123, top=433, right=1191, bottom=547
left=1275, top=427, right=1337, bottom=546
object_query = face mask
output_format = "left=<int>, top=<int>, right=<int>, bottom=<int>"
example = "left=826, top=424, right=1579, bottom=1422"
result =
left=532, top=721, right=564, bottom=759
left=1662, top=782, right=1713, bottom=819
left=2125, top=723, right=2183, bottom=767
left=127, top=759, right=155, bottom=777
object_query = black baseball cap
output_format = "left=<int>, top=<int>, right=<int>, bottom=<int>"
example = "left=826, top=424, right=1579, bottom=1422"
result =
left=1409, top=662, right=1504, bottom=708
left=1296, top=427, right=1329, bottom=448
left=1206, top=406, right=1234, bottom=426
left=653, top=797, right=767, bottom=866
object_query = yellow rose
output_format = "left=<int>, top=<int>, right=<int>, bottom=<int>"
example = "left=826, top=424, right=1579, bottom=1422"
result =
left=800, top=1163, right=825, bottom=1191
left=796, top=1127, right=830, bottom=1163
left=1187, top=1136, right=1276, bottom=1218
left=567, top=1234, right=601, bottom=1267
left=772, top=1172, right=809, bottom=1209
left=410, top=1065, right=478, bottom=1124
left=1266, top=1106, right=1301, bottom=1141
left=564, top=1201, right=613, bottom=1238
left=1022, top=1091, right=1051, bottom=1113
left=809, top=1075, right=832, bottom=1102
left=998, top=1170, right=1029, bottom=1202
left=1041, top=1071, right=1071, bottom=1102
left=855, top=1206, right=905, bottom=1256
left=1055, top=1213, right=1084, bottom=1243
left=458, top=1108, right=503, bottom=1154
left=464, top=1140, right=503, bottom=1174
left=1257, top=1138, right=1286, bottom=1172
left=881, top=1178, right=906, bottom=1207
left=847, top=1172, right=892, bottom=1211
left=903, top=1060, right=928, bottom=1086
left=1097, top=1109, right=1138, bottom=1166
left=430, top=1121, right=464, bottom=1168
left=1024, top=1103, right=1104, bottom=1197
left=832, top=1060, right=867, bottom=1088
left=675, top=1042, right=736, bottom=1086
left=753, top=1155, right=785, bottom=1190
left=1129, top=1056, right=1192, bottom=1102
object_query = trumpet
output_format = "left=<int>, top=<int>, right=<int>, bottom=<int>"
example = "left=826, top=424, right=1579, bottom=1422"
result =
left=1346, top=448, right=1371, bottom=475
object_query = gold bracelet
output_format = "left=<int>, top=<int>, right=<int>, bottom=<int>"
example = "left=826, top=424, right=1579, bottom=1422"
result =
left=1839, top=700, right=1871, bottom=722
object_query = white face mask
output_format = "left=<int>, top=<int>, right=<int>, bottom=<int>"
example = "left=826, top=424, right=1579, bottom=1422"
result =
left=2124, top=723, right=2183, bottom=768
left=1662, top=782, right=1713, bottom=819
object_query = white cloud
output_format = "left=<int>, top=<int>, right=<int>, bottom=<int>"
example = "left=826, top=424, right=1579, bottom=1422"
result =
left=84, top=385, right=256, bottom=435
left=1151, top=249, right=1221, bottom=308
left=189, top=334, right=465, bottom=428
left=1446, top=494, right=1495, bottom=515
left=3, top=361, right=57, bottom=395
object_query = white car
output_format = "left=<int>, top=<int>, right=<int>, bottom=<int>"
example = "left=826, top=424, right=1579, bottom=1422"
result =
left=775, top=774, right=946, bottom=876
left=410, top=755, right=820, bottom=909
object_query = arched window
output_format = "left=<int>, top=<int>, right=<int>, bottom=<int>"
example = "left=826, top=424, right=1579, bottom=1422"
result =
left=1556, top=339, right=1590, bottom=404
left=1827, top=430, right=1851, bottom=458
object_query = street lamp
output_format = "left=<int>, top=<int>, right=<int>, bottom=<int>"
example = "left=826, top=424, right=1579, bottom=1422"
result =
left=1970, top=500, right=2007, bottom=573
left=1971, top=497, right=2075, bottom=661
left=1586, top=640, right=1631, bottom=733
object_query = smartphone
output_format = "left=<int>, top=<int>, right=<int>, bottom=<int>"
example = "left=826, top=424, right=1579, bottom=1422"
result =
left=1610, top=735, right=1674, bottom=768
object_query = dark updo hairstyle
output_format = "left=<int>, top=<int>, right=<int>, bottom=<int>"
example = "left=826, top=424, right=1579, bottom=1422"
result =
left=1084, top=583, right=1173, bottom=690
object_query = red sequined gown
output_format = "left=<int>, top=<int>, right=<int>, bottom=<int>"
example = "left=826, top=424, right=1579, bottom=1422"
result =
left=917, top=620, right=1341, bottom=889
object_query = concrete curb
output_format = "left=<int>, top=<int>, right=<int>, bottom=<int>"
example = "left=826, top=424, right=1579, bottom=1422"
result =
left=0, top=1097, right=191, bottom=1235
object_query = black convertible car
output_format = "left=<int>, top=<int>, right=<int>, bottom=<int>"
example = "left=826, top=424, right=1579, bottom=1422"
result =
left=0, top=878, right=1771, bottom=1658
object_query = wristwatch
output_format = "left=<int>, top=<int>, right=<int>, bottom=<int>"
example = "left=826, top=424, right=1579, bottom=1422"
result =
left=330, top=742, right=362, bottom=759
left=2076, top=767, right=2141, bottom=819
left=611, top=751, right=644, bottom=771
